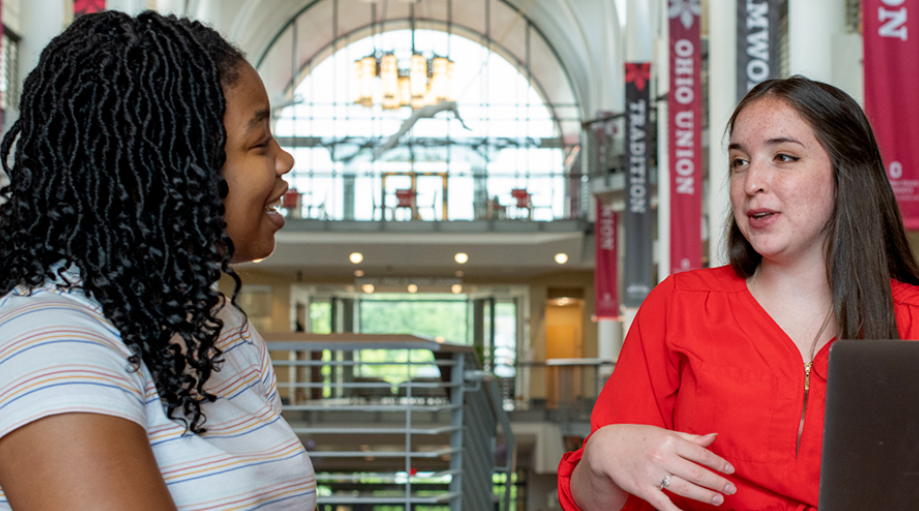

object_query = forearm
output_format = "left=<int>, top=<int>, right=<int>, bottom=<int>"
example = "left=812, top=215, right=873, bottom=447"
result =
left=569, top=454, right=629, bottom=511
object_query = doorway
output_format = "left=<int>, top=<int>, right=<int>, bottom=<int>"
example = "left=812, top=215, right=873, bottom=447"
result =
left=545, top=298, right=584, bottom=407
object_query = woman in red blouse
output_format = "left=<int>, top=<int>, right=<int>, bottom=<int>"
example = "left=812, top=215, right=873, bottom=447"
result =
left=560, top=77, right=919, bottom=511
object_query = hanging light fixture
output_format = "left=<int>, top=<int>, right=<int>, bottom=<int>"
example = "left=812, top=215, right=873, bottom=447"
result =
left=352, top=2, right=454, bottom=109
left=353, top=53, right=455, bottom=109
left=398, top=73, right=413, bottom=107
left=409, top=53, right=428, bottom=108
left=352, top=61, right=363, bottom=104
left=429, top=57, right=450, bottom=103
left=380, top=53, right=400, bottom=110
left=356, top=56, right=376, bottom=107
left=446, top=60, right=456, bottom=101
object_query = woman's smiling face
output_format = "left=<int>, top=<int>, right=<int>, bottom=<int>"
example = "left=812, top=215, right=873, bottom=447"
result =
left=220, top=61, right=294, bottom=264
left=728, top=96, right=836, bottom=268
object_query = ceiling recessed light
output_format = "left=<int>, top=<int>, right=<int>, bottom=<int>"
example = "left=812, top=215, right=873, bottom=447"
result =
left=354, top=270, right=365, bottom=277
left=451, top=284, right=463, bottom=294
left=407, top=284, right=418, bottom=293
left=362, top=284, right=375, bottom=294
left=555, top=253, right=569, bottom=264
left=350, top=252, right=363, bottom=264
left=454, top=252, right=468, bottom=264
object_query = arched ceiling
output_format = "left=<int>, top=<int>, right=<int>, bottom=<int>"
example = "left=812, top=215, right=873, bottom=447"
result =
left=203, top=0, right=625, bottom=121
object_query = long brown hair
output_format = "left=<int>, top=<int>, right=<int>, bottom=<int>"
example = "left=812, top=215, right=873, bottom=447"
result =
left=726, top=76, right=919, bottom=340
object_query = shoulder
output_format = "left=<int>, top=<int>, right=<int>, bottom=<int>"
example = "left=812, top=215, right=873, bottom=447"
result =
left=668, top=265, right=744, bottom=291
left=891, top=280, right=919, bottom=340
left=0, top=284, right=147, bottom=440
left=632, top=266, right=746, bottom=330
left=647, top=265, right=745, bottom=303
left=0, top=283, right=127, bottom=355
left=892, top=279, right=919, bottom=308
left=888, top=279, right=919, bottom=341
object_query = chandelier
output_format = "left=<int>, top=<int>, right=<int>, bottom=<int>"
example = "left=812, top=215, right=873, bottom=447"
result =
left=354, top=52, right=455, bottom=109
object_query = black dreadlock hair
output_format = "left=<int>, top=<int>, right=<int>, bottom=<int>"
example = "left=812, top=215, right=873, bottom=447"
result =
left=0, top=10, right=247, bottom=433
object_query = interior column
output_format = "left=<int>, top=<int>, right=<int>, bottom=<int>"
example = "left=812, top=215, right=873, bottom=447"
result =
left=707, top=0, right=737, bottom=268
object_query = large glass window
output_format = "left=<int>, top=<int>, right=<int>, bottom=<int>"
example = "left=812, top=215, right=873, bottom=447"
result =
left=265, top=6, right=582, bottom=222
left=0, top=28, right=20, bottom=122
left=493, top=300, right=517, bottom=378
left=356, top=294, right=467, bottom=384
left=305, top=290, right=523, bottom=386
left=359, top=293, right=468, bottom=342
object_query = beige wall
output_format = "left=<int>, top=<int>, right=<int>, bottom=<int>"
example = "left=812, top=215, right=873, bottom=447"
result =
left=218, top=268, right=292, bottom=333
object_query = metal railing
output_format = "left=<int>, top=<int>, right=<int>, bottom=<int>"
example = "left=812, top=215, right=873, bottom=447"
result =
left=264, top=333, right=516, bottom=510
left=503, top=359, right=614, bottom=410
left=278, top=171, right=588, bottom=223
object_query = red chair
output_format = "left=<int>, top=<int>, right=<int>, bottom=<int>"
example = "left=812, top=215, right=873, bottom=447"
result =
left=392, top=188, right=417, bottom=220
left=511, top=188, right=530, bottom=208
left=282, top=188, right=302, bottom=218
left=395, top=189, right=415, bottom=208
left=510, top=188, right=531, bottom=219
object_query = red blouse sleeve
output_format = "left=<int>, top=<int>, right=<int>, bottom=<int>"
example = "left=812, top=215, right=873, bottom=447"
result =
left=557, top=276, right=684, bottom=511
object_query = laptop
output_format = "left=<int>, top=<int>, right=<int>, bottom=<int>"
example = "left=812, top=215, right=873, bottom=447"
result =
left=819, top=340, right=919, bottom=510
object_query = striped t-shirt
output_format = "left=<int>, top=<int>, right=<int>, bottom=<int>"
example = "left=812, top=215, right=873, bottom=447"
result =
left=0, top=270, right=316, bottom=510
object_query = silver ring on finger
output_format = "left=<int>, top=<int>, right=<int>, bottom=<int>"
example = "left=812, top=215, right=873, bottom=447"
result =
left=660, top=474, right=672, bottom=491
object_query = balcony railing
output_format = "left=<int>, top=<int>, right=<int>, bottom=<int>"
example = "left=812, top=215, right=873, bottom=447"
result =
left=279, top=171, right=589, bottom=223
left=264, top=333, right=516, bottom=510
left=493, top=359, right=614, bottom=422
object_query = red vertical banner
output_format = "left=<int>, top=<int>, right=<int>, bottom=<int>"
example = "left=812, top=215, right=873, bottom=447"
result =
left=74, top=0, right=105, bottom=17
left=668, top=0, right=703, bottom=272
left=594, top=201, right=619, bottom=319
left=864, top=0, right=919, bottom=229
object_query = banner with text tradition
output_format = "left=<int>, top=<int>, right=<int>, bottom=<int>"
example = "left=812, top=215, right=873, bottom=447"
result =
left=668, top=0, right=703, bottom=274
left=623, top=62, right=654, bottom=307
left=595, top=201, right=619, bottom=319
left=864, top=0, right=919, bottom=229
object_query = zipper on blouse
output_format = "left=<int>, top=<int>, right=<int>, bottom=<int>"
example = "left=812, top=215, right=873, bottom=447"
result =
left=795, top=362, right=813, bottom=458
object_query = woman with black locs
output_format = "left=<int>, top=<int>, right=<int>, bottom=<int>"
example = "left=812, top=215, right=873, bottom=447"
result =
left=0, top=11, right=316, bottom=510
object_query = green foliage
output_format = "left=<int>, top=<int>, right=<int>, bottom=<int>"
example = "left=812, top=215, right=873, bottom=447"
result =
left=354, top=348, right=438, bottom=385
left=360, top=299, right=467, bottom=343
left=358, top=299, right=467, bottom=384
left=310, top=302, right=332, bottom=334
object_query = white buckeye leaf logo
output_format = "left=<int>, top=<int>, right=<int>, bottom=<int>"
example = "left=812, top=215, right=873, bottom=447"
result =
left=669, top=0, right=701, bottom=30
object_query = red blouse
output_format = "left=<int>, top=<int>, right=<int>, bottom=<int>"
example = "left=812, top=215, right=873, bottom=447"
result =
left=558, top=266, right=919, bottom=511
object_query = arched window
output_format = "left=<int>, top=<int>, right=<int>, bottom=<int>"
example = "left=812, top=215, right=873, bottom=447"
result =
left=259, top=0, right=582, bottom=222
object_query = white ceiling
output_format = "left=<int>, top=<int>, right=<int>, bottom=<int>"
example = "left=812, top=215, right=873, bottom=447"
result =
left=242, top=222, right=594, bottom=279
left=200, top=0, right=628, bottom=118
